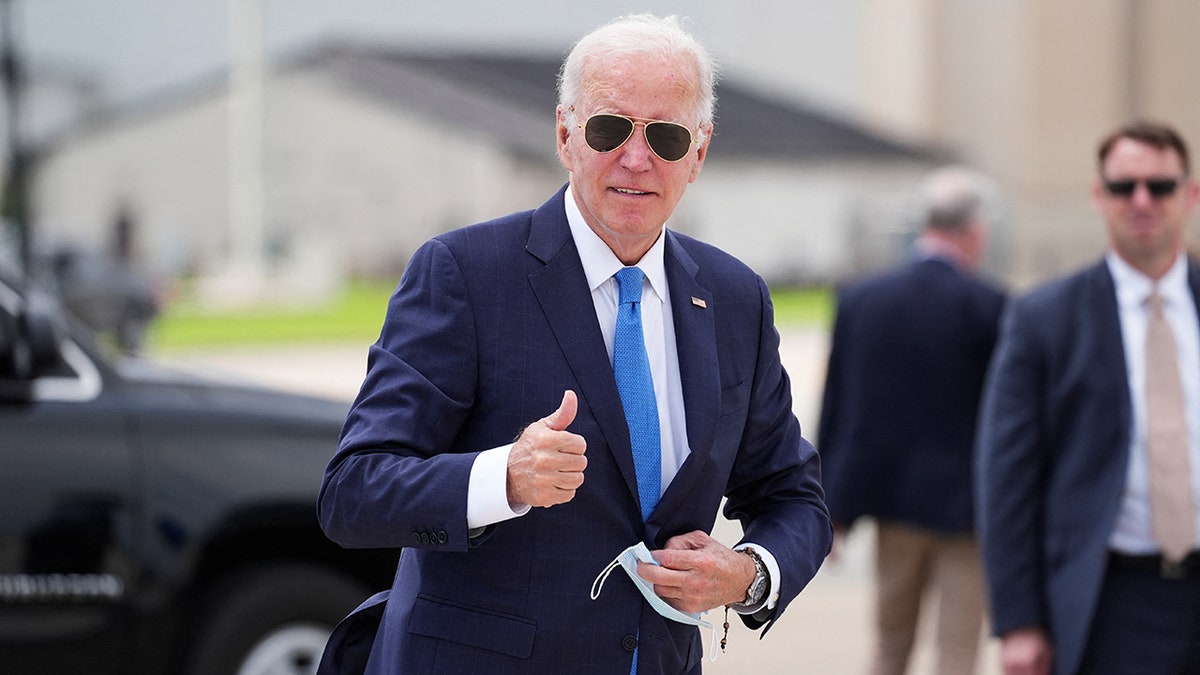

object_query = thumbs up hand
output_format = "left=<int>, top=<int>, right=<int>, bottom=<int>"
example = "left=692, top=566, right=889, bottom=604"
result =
left=506, top=391, right=588, bottom=508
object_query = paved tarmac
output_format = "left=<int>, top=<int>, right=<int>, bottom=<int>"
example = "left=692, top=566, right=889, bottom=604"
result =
left=157, top=327, right=1002, bottom=674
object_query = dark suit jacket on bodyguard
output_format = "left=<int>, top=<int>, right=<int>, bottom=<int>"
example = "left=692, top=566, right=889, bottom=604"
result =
left=818, top=256, right=1005, bottom=533
left=317, top=187, right=832, bottom=674
left=975, top=259, right=1200, bottom=675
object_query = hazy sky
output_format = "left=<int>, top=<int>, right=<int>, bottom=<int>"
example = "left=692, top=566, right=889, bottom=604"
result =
left=17, top=1, right=700, bottom=100
left=15, top=1, right=860, bottom=111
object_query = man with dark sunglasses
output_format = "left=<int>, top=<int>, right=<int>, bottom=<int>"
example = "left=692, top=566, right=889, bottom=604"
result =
left=977, top=119, right=1200, bottom=675
left=1102, top=176, right=1184, bottom=199
left=317, top=12, right=831, bottom=674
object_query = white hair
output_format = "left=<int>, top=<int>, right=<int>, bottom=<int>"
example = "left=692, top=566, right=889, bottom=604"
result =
left=557, top=13, right=718, bottom=143
left=919, top=165, right=1003, bottom=233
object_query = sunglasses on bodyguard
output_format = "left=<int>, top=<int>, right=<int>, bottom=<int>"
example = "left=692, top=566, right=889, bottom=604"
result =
left=1102, top=176, right=1186, bottom=199
left=579, top=113, right=696, bottom=163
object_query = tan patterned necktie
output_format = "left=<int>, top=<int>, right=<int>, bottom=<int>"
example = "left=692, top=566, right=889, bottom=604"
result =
left=1145, top=291, right=1196, bottom=563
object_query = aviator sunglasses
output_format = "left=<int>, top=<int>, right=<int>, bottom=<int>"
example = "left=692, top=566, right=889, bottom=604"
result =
left=1102, top=176, right=1186, bottom=199
left=580, top=113, right=696, bottom=162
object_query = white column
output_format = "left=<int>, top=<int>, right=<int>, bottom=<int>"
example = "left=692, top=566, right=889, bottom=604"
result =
left=225, top=0, right=265, bottom=291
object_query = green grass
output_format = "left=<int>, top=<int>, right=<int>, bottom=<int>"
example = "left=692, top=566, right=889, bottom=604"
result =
left=146, top=281, right=394, bottom=351
left=147, top=281, right=830, bottom=351
left=770, top=286, right=833, bottom=327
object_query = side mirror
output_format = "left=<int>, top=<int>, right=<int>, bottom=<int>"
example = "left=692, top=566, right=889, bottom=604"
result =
left=0, top=287, right=65, bottom=400
left=0, top=308, right=23, bottom=376
left=23, top=289, right=66, bottom=374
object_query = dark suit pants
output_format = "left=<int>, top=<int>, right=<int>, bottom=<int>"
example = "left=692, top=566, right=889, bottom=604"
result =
left=1077, top=554, right=1200, bottom=674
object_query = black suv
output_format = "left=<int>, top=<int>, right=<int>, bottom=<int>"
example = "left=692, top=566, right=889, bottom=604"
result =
left=0, top=271, right=397, bottom=674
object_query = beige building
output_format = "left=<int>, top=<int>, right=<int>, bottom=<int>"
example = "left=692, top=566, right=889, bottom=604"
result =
left=664, top=0, right=1200, bottom=288
left=854, top=0, right=1200, bottom=287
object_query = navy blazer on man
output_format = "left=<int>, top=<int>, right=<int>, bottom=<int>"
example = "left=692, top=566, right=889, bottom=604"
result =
left=819, top=257, right=1005, bottom=533
left=975, top=259, right=1200, bottom=675
left=317, top=187, right=831, bottom=674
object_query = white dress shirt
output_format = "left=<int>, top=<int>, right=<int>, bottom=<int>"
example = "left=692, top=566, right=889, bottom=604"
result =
left=1107, top=251, right=1200, bottom=554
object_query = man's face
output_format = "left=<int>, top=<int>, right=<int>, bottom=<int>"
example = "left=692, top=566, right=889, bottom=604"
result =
left=1093, top=137, right=1199, bottom=277
left=556, top=51, right=710, bottom=265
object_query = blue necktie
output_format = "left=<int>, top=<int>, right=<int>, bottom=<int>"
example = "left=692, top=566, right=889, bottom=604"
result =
left=613, top=266, right=661, bottom=521
left=614, top=266, right=660, bottom=675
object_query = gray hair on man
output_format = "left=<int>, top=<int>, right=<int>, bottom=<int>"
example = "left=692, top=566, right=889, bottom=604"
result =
left=919, top=165, right=1003, bottom=234
left=557, top=13, right=718, bottom=144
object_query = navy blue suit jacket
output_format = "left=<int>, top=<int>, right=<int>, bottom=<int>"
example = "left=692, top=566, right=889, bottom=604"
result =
left=317, top=188, right=831, bottom=674
left=818, top=257, right=1005, bottom=533
left=975, top=259, right=1200, bottom=674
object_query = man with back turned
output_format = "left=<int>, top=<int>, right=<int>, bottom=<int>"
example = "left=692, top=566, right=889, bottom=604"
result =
left=819, top=166, right=1006, bottom=675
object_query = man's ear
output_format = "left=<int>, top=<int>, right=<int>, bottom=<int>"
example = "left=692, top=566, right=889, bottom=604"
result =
left=688, top=121, right=713, bottom=183
left=1184, top=177, right=1200, bottom=214
left=556, top=105, right=574, bottom=172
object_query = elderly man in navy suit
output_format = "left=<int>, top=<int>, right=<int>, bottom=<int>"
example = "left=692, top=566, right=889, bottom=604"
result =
left=818, top=166, right=1006, bottom=675
left=977, top=120, right=1200, bottom=674
left=316, top=13, right=831, bottom=674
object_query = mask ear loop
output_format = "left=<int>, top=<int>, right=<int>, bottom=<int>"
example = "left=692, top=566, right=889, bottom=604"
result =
left=590, top=556, right=623, bottom=601
left=703, top=618, right=718, bottom=662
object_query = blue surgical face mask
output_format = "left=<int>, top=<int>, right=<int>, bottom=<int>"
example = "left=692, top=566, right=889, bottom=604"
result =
left=591, top=541, right=717, bottom=660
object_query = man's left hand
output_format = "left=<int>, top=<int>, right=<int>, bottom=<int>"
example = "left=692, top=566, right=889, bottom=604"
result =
left=636, top=530, right=757, bottom=615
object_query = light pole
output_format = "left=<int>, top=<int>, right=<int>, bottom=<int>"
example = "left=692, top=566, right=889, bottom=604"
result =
left=0, top=0, right=30, bottom=277
left=226, top=0, right=265, bottom=294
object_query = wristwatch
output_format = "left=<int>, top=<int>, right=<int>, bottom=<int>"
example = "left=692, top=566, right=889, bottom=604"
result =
left=741, top=546, right=768, bottom=606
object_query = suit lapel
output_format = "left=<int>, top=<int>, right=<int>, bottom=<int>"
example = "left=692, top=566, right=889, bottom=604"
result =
left=1188, top=261, right=1200, bottom=319
left=647, top=233, right=719, bottom=532
left=1087, top=261, right=1132, bottom=449
left=525, top=190, right=641, bottom=507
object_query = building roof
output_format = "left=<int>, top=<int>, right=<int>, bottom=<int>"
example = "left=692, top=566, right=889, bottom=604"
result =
left=287, top=43, right=942, bottom=163
left=45, top=41, right=942, bottom=167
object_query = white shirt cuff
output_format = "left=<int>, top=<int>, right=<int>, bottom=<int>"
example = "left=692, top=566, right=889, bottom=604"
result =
left=731, top=542, right=780, bottom=614
left=467, top=443, right=531, bottom=530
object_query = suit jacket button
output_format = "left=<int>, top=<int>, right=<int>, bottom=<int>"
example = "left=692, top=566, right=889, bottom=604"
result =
left=437, top=530, right=448, bottom=545
left=621, top=635, right=638, bottom=652
left=420, top=532, right=431, bottom=545
left=411, top=532, right=422, bottom=545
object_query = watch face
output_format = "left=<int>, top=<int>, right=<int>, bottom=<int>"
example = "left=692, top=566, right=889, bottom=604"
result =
left=748, top=575, right=766, bottom=603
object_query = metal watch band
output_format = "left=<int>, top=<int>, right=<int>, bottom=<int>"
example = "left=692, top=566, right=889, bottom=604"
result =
left=742, top=546, right=768, bottom=605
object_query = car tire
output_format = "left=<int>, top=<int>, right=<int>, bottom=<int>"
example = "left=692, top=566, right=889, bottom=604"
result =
left=182, top=563, right=370, bottom=675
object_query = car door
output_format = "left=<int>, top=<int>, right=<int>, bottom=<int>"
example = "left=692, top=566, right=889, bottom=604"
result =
left=0, top=289, right=139, bottom=673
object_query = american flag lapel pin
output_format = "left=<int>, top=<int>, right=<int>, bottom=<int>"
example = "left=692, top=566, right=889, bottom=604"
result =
left=691, top=297, right=707, bottom=309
